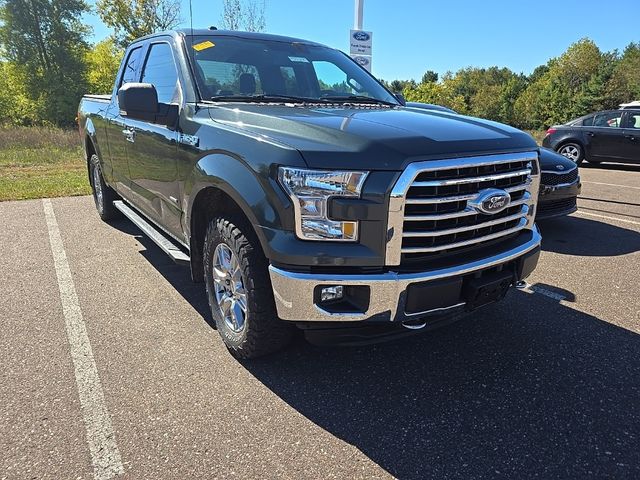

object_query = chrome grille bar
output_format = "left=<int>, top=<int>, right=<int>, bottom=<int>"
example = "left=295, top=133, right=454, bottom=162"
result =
left=401, top=219, right=528, bottom=253
left=405, top=185, right=527, bottom=205
left=385, top=151, right=540, bottom=266
left=403, top=206, right=528, bottom=237
left=411, top=168, right=531, bottom=187
left=404, top=193, right=531, bottom=221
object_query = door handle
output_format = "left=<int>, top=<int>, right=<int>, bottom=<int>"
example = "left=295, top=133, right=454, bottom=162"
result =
left=624, top=135, right=637, bottom=141
left=586, top=132, right=596, bottom=137
left=122, top=128, right=136, bottom=143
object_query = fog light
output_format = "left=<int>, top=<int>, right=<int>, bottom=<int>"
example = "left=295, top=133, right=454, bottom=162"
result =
left=320, top=285, right=343, bottom=302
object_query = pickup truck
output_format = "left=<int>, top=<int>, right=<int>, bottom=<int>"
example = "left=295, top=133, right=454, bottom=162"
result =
left=78, top=28, right=542, bottom=359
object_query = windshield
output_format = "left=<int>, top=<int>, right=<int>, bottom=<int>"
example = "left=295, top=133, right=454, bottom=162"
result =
left=186, top=35, right=398, bottom=105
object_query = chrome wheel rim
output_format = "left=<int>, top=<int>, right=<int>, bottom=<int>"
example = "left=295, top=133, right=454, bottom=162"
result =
left=559, top=145, right=580, bottom=162
left=212, top=243, right=247, bottom=333
left=92, top=164, right=104, bottom=211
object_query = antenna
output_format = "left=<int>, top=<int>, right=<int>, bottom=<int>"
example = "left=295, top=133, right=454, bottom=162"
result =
left=189, top=0, right=194, bottom=39
left=188, top=0, right=199, bottom=112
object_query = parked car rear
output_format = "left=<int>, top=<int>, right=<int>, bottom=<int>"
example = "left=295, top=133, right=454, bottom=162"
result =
left=542, top=108, right=640, bottom=166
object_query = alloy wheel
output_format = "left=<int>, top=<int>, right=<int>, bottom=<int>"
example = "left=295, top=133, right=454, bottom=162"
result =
left=212, top=243, right=247, bottom=333
left=559, top=145, right=580, bottom=163
left=92, top=163, right=104, bottom=212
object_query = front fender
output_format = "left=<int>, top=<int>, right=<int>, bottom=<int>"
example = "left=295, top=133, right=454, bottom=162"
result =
left=184, top=149, right=304, bottom=255
left=183, top=150, right=391, bottom=268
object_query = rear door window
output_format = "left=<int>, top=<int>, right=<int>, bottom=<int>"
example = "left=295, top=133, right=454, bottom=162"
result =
left=120, top=46, right=143, bottom=86
left=141, top=42, right=180, bottom=104
left=625, top=112, right=640, bottom=129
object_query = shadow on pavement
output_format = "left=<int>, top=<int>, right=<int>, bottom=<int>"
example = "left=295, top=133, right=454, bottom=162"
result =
left=108, top=218, right=212, bottom=322
left=106, top=208, right=640, bottom=478
left=538, top=215, right=640, bottom=256
left=243, top=292, right=640, bottom=479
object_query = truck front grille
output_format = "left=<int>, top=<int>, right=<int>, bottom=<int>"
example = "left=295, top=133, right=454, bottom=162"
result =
left=386, top=152, right=539, bottom=265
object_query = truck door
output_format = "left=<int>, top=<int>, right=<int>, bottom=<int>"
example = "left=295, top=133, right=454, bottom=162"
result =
left=125, top=40, right=183, bottom=239
left=104, top=45, right=144, bottom=198
left=621, top=111, right=640, bottom=164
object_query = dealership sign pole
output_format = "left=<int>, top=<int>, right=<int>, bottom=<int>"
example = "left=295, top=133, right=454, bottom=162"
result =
left=350, top=0, right=372, bottom=72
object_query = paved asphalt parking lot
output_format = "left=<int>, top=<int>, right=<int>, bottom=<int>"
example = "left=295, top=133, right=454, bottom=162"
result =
left=1, top=163, right=639, bottom=480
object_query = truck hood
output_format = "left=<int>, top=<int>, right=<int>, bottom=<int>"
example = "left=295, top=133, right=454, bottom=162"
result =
left=208, top=104, right=538, bottom=170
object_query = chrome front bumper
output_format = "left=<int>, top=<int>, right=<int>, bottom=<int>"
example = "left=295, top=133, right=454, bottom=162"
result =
left=269, top=227, right=542, bottom=323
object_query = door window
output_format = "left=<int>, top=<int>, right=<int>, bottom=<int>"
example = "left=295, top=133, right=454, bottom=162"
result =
left=141, top=43, right=180, bottom=104
left=593, top=111, right=623, bottom=128
left=625, top=113, right=640, bottom=129
left=582, top=115, right=594, bottom=126
left=120, top=46, right=143, bottom=86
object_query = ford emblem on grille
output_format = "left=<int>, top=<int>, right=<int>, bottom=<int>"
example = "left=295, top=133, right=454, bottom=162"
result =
left=468, top=188, right=511, bottom=215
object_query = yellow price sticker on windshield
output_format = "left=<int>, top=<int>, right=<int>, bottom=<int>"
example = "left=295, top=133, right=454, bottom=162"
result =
left=193, top=40, right=215, bottom=51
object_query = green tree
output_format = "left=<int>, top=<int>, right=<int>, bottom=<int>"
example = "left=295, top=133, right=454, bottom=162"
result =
left=0, top=0, right=90, bottom=125
left=404, top=81, right=467, bottom=113
left=421, top=70, right=438, bottom=84
left=606, top=42, right=640, bottom=105
left=96, top=0, right=181, bottom=47
left=85, top=38, right=124, bottom=94
left=220, top=0, right=266, bottom=32
left=0, top=61, right=44, bottom=125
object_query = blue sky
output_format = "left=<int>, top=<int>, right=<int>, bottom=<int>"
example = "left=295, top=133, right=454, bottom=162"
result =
left=85, top=0, right=640, bottom=81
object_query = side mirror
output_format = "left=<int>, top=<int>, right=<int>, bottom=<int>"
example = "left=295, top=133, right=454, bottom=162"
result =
left=118, top=83, right=179, bottom=129
left=118, top=83, right=159, bottom=122
left=394, top=92, right=406, bottom=106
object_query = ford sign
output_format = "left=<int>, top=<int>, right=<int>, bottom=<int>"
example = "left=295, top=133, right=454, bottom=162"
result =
left=468, top=188, right=511, bottom=215
left=353, top=31, right=370, bottom=42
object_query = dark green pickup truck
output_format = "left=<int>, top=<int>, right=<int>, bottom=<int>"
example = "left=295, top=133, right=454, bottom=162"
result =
left=78, top=29, right=542, bottom=358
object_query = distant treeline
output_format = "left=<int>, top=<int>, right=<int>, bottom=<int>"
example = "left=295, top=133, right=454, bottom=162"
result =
left=381, top=39, right=640, bottom=130
left=0, top=0, right=638, bottom=129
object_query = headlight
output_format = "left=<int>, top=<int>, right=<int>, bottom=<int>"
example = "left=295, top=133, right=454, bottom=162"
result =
left=278, top=167, right=369, bottom=241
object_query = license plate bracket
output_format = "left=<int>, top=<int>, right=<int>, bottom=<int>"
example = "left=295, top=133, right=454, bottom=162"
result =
left=462, top=269, right=514, bottom=310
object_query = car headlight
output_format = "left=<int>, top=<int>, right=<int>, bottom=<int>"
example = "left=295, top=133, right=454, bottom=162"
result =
left=278, top=167, right=369, bottom=241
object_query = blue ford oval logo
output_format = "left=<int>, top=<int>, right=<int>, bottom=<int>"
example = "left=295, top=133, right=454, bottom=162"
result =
left=468, top=188, right=511, bottom=215
left=353, top=31, right=370, bottom=42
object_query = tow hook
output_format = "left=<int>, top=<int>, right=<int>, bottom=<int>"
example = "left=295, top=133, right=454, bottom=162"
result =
left=402, top=321, right=427, bottom=330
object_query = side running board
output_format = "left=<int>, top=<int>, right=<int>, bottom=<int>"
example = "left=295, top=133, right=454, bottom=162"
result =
left=113, top=200, right=190, bottom=266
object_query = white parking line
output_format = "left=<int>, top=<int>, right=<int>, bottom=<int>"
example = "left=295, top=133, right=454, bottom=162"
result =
left=42, top=199, right=123, bottom=480
left=520, top=283, right=567, bottom=301
left=530, top=285, right=566, bottom=301
left=582, top=181, right=640, bottom=191
left=575, top=210, right=640, bottom=226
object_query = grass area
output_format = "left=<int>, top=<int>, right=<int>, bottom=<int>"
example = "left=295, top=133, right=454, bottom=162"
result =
left=0, top=126, right=90, bottom=201
left=0, top=126, right=548, bottom=202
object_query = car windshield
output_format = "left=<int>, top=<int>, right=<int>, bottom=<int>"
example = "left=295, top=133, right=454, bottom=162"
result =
left=186, top=35, right=398, bottom=105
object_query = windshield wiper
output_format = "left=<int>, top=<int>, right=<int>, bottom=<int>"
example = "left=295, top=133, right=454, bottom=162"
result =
left=210, top=94, right=332, bottom=104
left=320, top=95, right=397, bottom=106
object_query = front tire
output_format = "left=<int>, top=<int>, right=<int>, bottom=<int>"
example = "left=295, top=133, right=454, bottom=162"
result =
left=203, top=217, right=293, bottom=359
left=89, top=154, right=121, bottom=221
left=557, top=142, right=584, bottom=166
